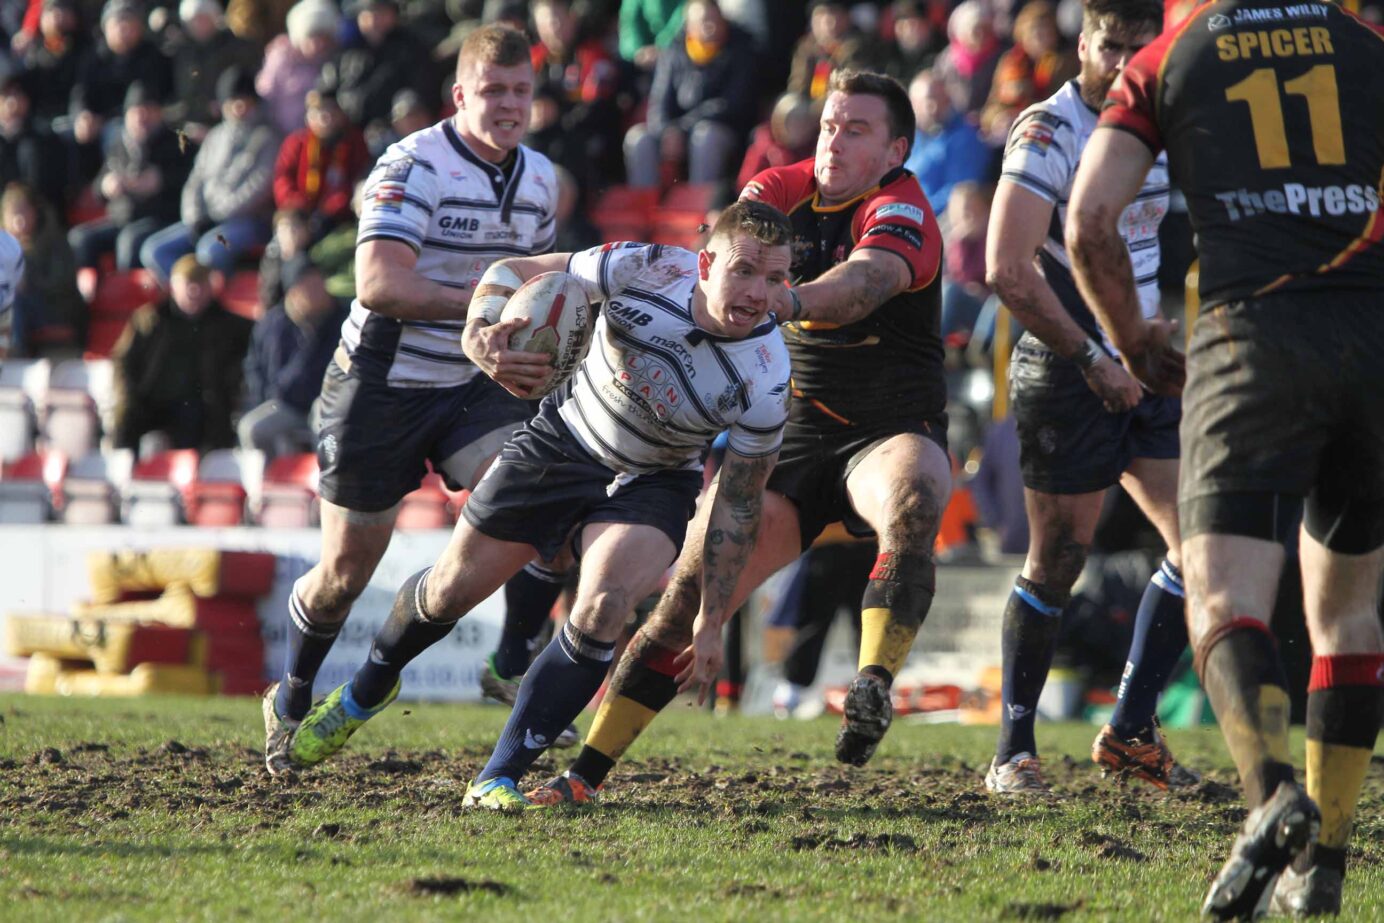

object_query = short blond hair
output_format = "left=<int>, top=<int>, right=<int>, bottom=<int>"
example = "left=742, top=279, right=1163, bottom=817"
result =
left=457, top=23, right=531, bottom=81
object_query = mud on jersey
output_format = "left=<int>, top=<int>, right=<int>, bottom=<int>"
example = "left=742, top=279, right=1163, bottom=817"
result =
left=1102, top=0, right=1384, bottom=305
left=741, top=158, right=944, bottom=432
left=557, top=242, right=791, bottom=474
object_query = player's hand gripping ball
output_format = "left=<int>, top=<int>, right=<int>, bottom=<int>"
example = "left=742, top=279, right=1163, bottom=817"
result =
left=498, top=272, right=593, bottom=398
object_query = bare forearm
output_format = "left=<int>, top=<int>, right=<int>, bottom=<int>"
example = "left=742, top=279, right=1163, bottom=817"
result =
left=797, top=259, right=901, bottom=327
left=989, top=261, right=1093, bottom=359
left=1069, top=214, right=1144, bottom=354
left=357, top=260, right=470, bottom=321
left=699, top=455, right=774, bottom=627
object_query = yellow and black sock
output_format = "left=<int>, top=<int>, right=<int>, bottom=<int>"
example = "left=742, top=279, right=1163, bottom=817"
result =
left=1194, top=617, right=1296, bottom=809
left=569, top=631, right=682, bottom=787
left=858, top=552, right=935, bottom=685
left=1293, top=653, right=1384, bottom=874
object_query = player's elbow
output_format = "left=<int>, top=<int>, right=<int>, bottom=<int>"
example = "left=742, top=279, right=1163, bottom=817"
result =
left=985, top=258, right=1026, bottom=304
left=1063, top=201, right=1106, bottom=262
left=355, top=265, right=393, bottom=314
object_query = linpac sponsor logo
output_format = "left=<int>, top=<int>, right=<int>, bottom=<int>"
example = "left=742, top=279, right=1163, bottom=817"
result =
left=1216, top=182, right=1380, bottom=221
left=875, top=202, right=925, bottom=224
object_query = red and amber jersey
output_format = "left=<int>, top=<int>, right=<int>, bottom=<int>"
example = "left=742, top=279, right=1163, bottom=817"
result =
left=1102, top=0, right=1384, bottom=305
left=741, top=158, right=944, bottom=431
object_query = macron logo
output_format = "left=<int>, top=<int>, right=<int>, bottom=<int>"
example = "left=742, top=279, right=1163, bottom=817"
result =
left=523, top=729, right=549, bottom=749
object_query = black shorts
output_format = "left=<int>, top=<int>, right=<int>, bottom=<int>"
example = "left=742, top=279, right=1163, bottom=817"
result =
left=768, top=416, right=949, bottom=549
left=1180, top=293, right=1384, bottom=551
left=461, top=401, right=703, bottom=561
left=316, top=361, right=532, bottom=512
left=1009, top=333, right=1180, bottom=495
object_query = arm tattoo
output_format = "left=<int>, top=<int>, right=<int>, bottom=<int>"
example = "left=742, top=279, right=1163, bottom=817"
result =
left=802, top=260, right=900, bottom=327
left=700, top=453, right=774, bottom=625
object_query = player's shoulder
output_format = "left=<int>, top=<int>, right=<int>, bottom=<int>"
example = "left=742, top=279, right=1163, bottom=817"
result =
left=867, top=168, right=933, bottom=222
left=726, top=322, right=790, bottom=373
left=1008, top=83, right=1085, bottom=153
left=742, top=157, right=817, bottom=209
left=596, top=241, right=699, bottom=298
left=372, top=122, right=445, bottom=182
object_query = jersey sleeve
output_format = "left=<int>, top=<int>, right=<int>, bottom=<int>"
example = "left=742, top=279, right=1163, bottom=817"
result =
left=1000, top=108, right=1077, bottom=204
left=853, top=180, right=942, bottom=291
left=1099, top=38, right=1169, bottom=154
left=356, top=151, right=439, bottom=252
left=565, top=241, right=652, bottom=303
left=726, top=348, right=790, bottom=459
left=532, top=157, right=559, bottom=254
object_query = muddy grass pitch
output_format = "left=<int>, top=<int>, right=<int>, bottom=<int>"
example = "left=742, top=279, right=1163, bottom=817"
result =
left=2, top=694, right=1382, bottom=921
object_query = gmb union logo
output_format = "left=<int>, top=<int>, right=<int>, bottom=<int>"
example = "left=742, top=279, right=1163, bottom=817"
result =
left=1208, top=13, right=1231, bottom=29
left=619, top=354, right=680, bottom=420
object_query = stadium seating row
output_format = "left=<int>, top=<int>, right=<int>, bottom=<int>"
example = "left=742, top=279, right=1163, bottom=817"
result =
left=590, top=182, right=719, bottom=251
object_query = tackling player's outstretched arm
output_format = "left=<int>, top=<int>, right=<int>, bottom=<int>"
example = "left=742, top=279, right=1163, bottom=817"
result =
left=676, top=448, right=778, bottom=704
left=792, top=248, right=912, bottom=326
left=1067, top=128, right=1183, bottom=395
left=988, top=181, right=1142, bottom=413
left=461, top=253, right=574, bottom=397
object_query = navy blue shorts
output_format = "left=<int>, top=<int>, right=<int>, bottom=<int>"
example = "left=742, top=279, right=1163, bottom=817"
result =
left=315, top=361, right=532, bottom=512
left=461, top=401, right=703, bottom=561
left=1009, top=333, right=1180, bottom=496
left=768, top=415, right=949, bottom=549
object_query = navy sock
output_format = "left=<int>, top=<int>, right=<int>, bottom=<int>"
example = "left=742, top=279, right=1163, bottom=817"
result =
left=1109, top=559, right=1187, bottom=740
left=478, top=622, right=615, bottom=785
left=996, top=577, right=1067, bottom=763
left=494, top=562, right=567, bottom=679
left=351, top=567, right=458, bottom=708
left=275, top=589, right=343, bottom=721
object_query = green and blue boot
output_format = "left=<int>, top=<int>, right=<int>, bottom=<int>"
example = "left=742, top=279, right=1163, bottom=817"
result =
left=289, top=678, right=400, bottom=768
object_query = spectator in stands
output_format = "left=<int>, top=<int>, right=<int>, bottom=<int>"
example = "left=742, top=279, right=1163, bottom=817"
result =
left=71, top=0, right=175, bottom=160
left=336, top=0, right=437, bottom=151
left=941, top=180, right=991, bottom=336
left=239, top=258, right=345, bottom=459
left=140, top=67, right=279, bottom=284
left=624, top=0, right=756, bottom=188
left=0, top=228, right=20, bottom=359
left=932, top=0, right=1001, bottom=116
left=904, top=69, right=990, bottom=219
left=1, top=181, right=85, bottom=356
left=15, top=0, right=91, bottom=127
left=257, top=0, right=340, bottom=136
left=224, top=0, right=297, bottom=44
left=256, top=206, right=310, bottom=310
left=112, top=254, right=252, bottom=454
left=735, top=91, right=816, bottom=192
left=529, top=0, right=620, bottom=188
left=307, top=182, right=361, bottom=299
left=979, top=1, right=1076, bottom=143
left=272, top=82, right=369, bottom=238
left=788, top=0, right=871, bottom=100
left=163, top=0, right=261, bottom=144
left=882, top=0, right=946, bottom=84
left=69, top=82, right=190, bottom=280
left=0, top=74, right=67, bottom=210
left=619, top=0, right=684, bottom=69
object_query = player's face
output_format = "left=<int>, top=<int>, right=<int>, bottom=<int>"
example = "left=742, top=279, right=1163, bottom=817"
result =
left=1078, top=19, right=1158, bottom=108
left=453, top=59, right=534, bottom=160
left=815, top=92, right=907, bottom=206
left=696, top=235, right=792, bottom=338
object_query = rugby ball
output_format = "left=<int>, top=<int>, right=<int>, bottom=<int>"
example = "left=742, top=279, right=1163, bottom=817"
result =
left=499, top=271, right=594, bottom=398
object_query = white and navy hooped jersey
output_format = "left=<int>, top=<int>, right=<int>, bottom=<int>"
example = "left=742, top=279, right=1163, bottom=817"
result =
left=558, top=243, right=792, bottom=475
left=0, top=231, right=23, bottom=354
left=1000, top=80, right=1169, bottom=352
left=345, top=119, right=558, bottom=387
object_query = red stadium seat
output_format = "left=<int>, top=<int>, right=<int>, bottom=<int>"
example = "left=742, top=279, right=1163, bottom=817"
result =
left=255, top=452, right=320, bottom=527
left=0, top=451, right=64, bottom=522
left=122, top=448, right=200, bottom=526
left=590, top=185, right=659, bottom=242
left=219, top=270, right=262, bottom=321
left=184, top=449, right=249, bottom=526
left=658, top=182, right=718, bottom=219
left=66, top=187, right=107, bottom=227
left=85, top=270, right=161, bottom=358
left=395, top=473, right=452, bottom=530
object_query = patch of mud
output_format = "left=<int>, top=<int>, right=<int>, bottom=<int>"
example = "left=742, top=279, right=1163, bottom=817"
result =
left=1080, top=832, right=1147, bottom=863
left=405, top=877, right=510, bottom=896
left=1006, top=900, right=1084, bottom=919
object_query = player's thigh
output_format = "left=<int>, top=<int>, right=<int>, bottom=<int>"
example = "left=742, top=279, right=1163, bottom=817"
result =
left=311, top=498, right=399, bottom=601
left=844, top=431, right=952, bottom=546
left=1021, top=487, right=1104, bottom=587
left=572, top=522, right=680, bottom=641
left=426, top=517, right=538, bottom=620
left=1121, top=456, right=1182, bottom=561
left=1181, top=532, right=1286, bottom=641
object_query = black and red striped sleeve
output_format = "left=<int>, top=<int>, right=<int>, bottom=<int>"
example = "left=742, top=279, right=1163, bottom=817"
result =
left=1098, top=38, right=1170, bottom=154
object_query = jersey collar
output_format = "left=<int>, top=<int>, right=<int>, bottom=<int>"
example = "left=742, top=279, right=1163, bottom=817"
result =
left=443, top=119, right=527, bottom=221
left=810, top=165, right=908, bottom=213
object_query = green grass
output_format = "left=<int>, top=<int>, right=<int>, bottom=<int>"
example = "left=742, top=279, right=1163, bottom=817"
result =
left=1, top=693, right=1382, bottom=921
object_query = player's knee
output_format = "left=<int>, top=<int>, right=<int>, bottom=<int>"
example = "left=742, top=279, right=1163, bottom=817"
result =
left=571, top=587, right=634, bottom=640
left=1028, top=534, right=1088, bottom=595
left=881, top=482, right=943, bottom=551
left=312, top=560, right=374, bottom=614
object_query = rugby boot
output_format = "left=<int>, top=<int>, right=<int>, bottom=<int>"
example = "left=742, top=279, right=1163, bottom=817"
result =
left=261, top=681, right=299, bottom=776
left=525, top=771, right=601, bottom=807
left=1092, top=719, right=1201, bottom=790
left=464, top=777, right=532, bottom=812
left=289, top=678, right=400, bottom=768
left=1269, top=863, right=1343, bottom=918
left=1202, top=782, right=1321, bottom=920
left=834, top=672, right=892, bottom=766
left=985, top=752, right=1051, bottom=795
